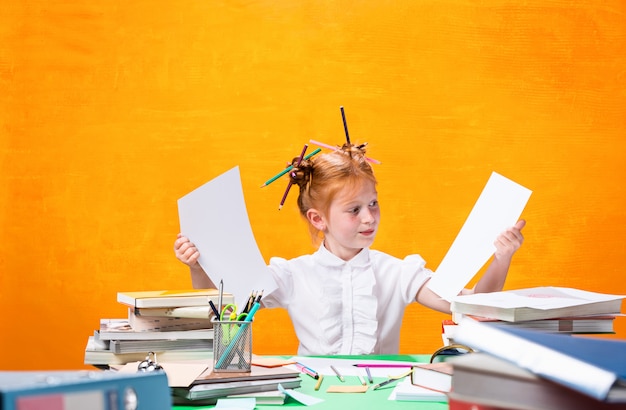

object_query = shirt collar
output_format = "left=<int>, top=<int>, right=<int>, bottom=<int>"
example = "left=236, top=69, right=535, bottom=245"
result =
left=314, top=242, right=371, bottom=268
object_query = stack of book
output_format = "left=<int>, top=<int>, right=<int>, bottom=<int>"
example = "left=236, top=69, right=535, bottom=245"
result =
left=170, top=362, right=301, bottom=406
left=448, top=318, right=626, bottom=410
left=84, top=289, right=234, bottom=368
left=442, top=287, right=624, bottom=345
left=113, top=356, right=301, bottom=406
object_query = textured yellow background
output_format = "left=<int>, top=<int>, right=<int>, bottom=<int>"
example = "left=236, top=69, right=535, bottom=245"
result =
left=1, top=1, right=625, bottom=370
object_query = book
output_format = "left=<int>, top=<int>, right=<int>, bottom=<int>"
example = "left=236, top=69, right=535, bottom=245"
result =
left=173, top=377, right=301, bottom=401
left=410, top=361, right=453, bottom=393
left=109, top=338, right=213, bottom=354
left=172, top=390, right=287, bottom=407
left=453, top=318, right=626, bottom=402
left=98, top=319, right=213, bottom=341
left=171, top=364, right=301, bottom=401
left=391, top=378, right=448, bottom=402
left=450, top=287, right=624, bottom=322
left=448, top=393, right=526, bottom=410
left=132, top=306, right=220, bottom=320
left=83, top=336, right=213, bottom=367
left=449, top=353, right=626, bottom=410
left=128, top=308, right=214, bottom=331
left=117, top=289, right=233, bottom=309
left=443, top=314, right=616, bottom=343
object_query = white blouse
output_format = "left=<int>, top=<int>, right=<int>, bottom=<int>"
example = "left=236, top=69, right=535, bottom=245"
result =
left=262, top=245, right=433, bottom=355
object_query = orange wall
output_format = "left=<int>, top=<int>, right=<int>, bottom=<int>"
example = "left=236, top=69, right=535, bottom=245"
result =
left=1, top=1, right=625, bottom=370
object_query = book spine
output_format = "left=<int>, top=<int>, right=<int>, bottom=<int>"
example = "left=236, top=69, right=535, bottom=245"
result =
left=128, top=309, right=213, bottom=331
left=133, top=306, right=216, bottom=320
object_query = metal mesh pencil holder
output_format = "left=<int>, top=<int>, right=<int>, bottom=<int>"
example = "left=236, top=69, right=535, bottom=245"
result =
left=213, top=319, right=253, bottom=372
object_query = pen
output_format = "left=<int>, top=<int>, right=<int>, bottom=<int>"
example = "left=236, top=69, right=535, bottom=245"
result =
left=295, top=362, right=320, bottom=379
left=330, top=365, right=344, bottom=382
left=365, top=366, right=373, bottom=384
left=353, top=364, right=413, bottom=368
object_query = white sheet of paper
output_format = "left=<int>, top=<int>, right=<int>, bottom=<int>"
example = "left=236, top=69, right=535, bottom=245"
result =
left=278, top=383, right=324, bottom=406
left=177, top=166, right=277, bottom=305
left=451, top=287, right=626, bottom=309
left=427, top=172, right=532, bottom=301
left=287, top=356, right=417, bottom=378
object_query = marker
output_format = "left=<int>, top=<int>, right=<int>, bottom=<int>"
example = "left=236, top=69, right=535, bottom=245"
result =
left=330, top=365, right=344, bottom=382
left=295, top=362, right=320, bottom=379
left=314, top=375, right=324, bottom=391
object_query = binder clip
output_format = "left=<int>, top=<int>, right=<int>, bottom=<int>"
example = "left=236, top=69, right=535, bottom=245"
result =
left=137, top=352, right=163, bottom=372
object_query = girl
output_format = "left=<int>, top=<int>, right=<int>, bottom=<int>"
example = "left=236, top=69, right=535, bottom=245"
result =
left=174, top=143, right=525, bottom=355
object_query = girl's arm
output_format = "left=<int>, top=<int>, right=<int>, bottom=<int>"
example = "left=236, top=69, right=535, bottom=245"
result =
left=174, top=233, right=216, bottom=289
left=416, top=219, right=526, bottom=313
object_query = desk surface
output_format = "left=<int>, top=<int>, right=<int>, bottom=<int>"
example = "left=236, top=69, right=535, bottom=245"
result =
left=171, top=355, right=449, bottom=410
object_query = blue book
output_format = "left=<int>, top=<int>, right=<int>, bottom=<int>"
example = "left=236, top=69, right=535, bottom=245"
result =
left=453, top=317, right=626, bottom=402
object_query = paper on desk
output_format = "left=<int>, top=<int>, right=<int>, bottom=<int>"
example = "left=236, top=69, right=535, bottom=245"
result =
left=278, top=383, right=324, bottom=405
left=288, top=356, right=417, bottom=379
left=427, top=172, right=532, bottom=301
left=177, top=166, right=278, bottom=305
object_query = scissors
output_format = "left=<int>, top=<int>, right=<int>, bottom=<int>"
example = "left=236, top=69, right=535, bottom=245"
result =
left=220, top=304, right=248, bottom=345
left=220, top=304, right=248, bottom=321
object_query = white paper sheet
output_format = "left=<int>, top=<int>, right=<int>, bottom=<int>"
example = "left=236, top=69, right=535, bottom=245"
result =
left=287, top=356, right=417, bottom=379
left=177, top=166, right=277, bottom=305
left=427, top=172, right=532, bottom=301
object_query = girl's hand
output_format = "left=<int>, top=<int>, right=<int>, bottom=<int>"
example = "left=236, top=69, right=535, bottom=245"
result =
left=494, top=219, right=526, bottom=261
left=174, top=233, right=201, bottom=267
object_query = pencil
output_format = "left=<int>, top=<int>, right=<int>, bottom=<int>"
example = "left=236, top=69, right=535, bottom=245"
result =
left=357, top=369, right=367, bottom=386
left=309, top=139, right=381, bottom=165
left=373, top=368, right=413, bottom=390
left=372, top=377, right=399, bottom=390
left=340, top=106, right=351, bottom=145
left=260, top=148, right=321, bottom=187
left=278, top=144, right=308, bottom=210
left=353, top=363, right=413, bottom=368
left=365, top=366, right=373, bottom=384
left=330, top=365, right=344, bottom=382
